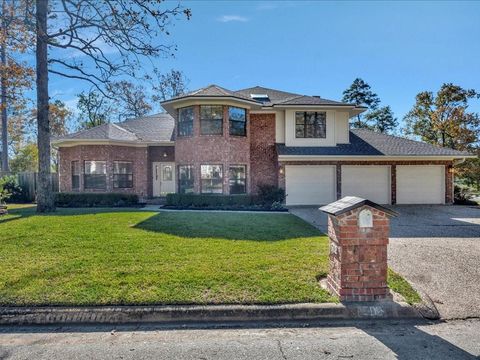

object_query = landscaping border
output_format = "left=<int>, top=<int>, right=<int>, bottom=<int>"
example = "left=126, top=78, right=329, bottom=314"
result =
left=0, top=302, right=422, bottom=325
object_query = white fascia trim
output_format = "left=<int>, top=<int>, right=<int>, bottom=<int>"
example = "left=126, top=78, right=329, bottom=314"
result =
left=53, top=140, right=175, bottom=148
left=278, top=155, right=476, bottom=161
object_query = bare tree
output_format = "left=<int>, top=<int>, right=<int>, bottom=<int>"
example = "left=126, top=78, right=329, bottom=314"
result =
left=107, top=80, right=152, bottom=121
left=32, top=0, right=191, bottom=212
left=150, top=68, right=189, bottom=102
left=76, top=90, right=113, bottom=129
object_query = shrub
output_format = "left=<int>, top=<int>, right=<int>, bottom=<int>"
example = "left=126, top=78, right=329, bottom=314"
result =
left=257, top=184, right=286, bottom=206
left=0, top=175, right=24, bottom=203
left=55, top=192, right=139, bottom=207
left=0, top=179, right=12, bottom=205
left=166, top=194, right=254, bottom=208
left=270, top=201, right=286, bottom=211
left=454, top=185, right=478, bottom=205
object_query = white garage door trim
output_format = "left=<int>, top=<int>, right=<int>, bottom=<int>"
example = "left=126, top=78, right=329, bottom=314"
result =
left=285, top=165, right=336, bottom=206
left=341, top=165, right=391, bottom=204
left=397, top=165, right=445, bottom=204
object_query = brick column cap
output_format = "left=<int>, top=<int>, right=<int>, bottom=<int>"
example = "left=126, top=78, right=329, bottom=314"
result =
left=320, top=196, right=398, bottom=218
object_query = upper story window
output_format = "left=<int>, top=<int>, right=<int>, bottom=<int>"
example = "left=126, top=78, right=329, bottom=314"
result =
left=113, top=161, right=133, bottom=188
left=229, top=107, right=247, bottom=136
left=84, top=161, right=107, bottom=190
left=178, top=106, right=194, bottom=137
left=200, top=105, right=223, bottom=135
left=295, top=111, right=327, bottom=138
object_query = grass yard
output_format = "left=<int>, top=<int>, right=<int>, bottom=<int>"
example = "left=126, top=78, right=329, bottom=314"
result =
left=0, top=205, right=419, bottom=306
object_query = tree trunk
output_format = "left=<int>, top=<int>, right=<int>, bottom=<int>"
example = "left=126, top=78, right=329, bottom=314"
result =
left=36, top=0, right=55, bottom=212
left=0, top=0, right=8, bottom=172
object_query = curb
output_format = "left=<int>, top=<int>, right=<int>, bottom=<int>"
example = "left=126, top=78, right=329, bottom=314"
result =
left=0, top=302, right=422, bottom=325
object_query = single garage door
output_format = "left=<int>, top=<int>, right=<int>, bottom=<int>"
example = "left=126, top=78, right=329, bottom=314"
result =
left=342, top=165, right=391, bottom=204
left=285, top=165, right=336, bottom=206
left=397, top=165, right=445, bottom=204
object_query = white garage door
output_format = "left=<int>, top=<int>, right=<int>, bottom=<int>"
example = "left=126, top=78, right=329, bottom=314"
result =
left=397, top=165, right=445, bottom=204
left=285, top=165, right=336, bottom=206
left=342, top=165, right=391, bottom=204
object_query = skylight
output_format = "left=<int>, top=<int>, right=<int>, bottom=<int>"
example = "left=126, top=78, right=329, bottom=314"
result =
left=250, top=94, right=270, bottom=103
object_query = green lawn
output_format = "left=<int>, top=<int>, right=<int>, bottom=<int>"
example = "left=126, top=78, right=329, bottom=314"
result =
left=0, top=205, right=419, bottom=306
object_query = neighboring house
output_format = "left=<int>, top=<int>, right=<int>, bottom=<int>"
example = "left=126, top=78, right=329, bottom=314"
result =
left=53, top=85, right=475, bottom=205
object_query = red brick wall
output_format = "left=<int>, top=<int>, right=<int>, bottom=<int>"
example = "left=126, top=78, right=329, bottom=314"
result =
left=327, top=206, right=390, bottom=302
left=58, top=145, right=149, bottom=199
left=278, top=160, right=454, bottom=204
left=249, top=113, right=278, bottom=193
left=174, top=105, right=251, bottom=194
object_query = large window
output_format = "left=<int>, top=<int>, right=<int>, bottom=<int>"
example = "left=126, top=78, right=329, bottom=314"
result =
left=71, top=161, right=80, bottom=191
left=113, top=161, right=133, bottom=188
left=178, top=106, right=194, bottom=137
left=84, top=161, right=107, bottom=190
left=295, top=111, right=327, bottom=138
left=178, top=165, right=194, bottom=194
left=229, top=165, right=246, bottom=194
left=229, top=107, right=247, bottom=136
left=201, top=165, right=223, bottom=194
left=200, top=105, right=223, bottom=135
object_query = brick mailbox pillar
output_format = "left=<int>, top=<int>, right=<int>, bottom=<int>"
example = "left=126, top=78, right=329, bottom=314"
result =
left=320, top=196, right=398, bottom=302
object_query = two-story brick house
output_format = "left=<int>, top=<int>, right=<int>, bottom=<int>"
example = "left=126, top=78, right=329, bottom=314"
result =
left=53, top=85, right=474, bottom=205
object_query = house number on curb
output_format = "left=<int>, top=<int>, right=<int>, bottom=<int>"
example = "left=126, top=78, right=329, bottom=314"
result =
left=358, top=209, right=373, bottom=228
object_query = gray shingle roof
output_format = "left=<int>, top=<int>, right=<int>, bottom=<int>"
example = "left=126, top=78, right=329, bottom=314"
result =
left=54, top=113, right=175, bottom=144
left=58, top=123, right=138, bottom=142
left=162, top=85, right=359, bottom=108
left=166, top=84, right=255, bottom=103
left=277, top=129, right=472, bottom=157
left=118, top=114, right=175, bottom=142
left=234, top=86, right=357, bottom=107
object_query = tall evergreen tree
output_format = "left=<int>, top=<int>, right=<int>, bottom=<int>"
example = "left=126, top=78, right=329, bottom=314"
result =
left=364, top=106, right=398, bottom=134
left=342, top=78, right=380, bottom=128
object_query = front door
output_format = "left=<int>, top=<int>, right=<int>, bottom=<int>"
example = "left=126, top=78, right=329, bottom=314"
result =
left=152, top=162, right=176, bottom=196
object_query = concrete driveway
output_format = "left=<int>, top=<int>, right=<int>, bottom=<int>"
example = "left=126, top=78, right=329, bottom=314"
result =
left=290, top=205, right=480, bottom=320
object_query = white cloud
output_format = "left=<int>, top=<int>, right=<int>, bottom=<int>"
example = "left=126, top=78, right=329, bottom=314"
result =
left=217, top=15, right=249, bottom=23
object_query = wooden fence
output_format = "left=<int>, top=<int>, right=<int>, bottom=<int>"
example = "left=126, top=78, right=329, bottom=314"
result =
left=0, top=171, right=59, bottom=202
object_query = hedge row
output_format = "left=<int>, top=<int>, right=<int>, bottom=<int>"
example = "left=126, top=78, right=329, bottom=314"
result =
left=55, top=192, right=139, bottom=207
left=166, top=193, right=254, bottom=207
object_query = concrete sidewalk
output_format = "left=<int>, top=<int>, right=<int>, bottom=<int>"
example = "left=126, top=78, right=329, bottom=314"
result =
left=1, top=319, right=479, bottom=359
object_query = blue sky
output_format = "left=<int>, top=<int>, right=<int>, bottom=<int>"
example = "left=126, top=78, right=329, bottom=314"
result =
left=48, top=0, right=480, bottom=127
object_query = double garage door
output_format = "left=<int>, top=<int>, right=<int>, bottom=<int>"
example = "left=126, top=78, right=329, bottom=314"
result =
left=285, top=165, right=445, bottom=206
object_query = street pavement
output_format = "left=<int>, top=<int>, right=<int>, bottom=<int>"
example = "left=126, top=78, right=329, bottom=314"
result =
left=0, top=319, right=479, bottom=359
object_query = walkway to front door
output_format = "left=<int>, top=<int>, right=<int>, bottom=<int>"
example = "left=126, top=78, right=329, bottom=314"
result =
left=152, top=162, right=175, bottom=196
